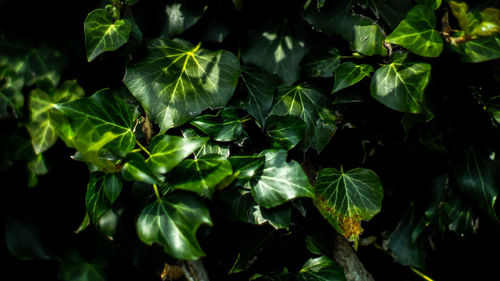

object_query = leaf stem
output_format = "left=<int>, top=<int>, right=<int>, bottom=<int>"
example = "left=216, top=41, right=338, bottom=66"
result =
left=153, top=184, right=161, bottom=201
left=135, top=139, right=151, bottom=156
left=410, top=267, right=434, bottom=281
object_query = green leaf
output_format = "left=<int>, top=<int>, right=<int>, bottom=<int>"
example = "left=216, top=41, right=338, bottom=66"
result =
left=301, top=46, right=341, bottom=78
left=191, top=108, right=243, bottom=142
left=148, top=134, right=208, bottom=174
left=270, top=85, right=337, bottom=152
left=370, top=53, right=432, bottom=115
left=228, top=155, right=266, bottom=188
left=136, top=192, right=212, bottom=260
left=0, top=64, right=24, bottom=118
left=332, top=62, right=374, bottom=93
left=385, top=5, right=443, bottom=57
left=240, top=64, right=278, bottom=127
left=50, top=90, right=136, bottom=172
left=124, top=38, right=240, bottom=132
left=168, top=154, right=232, bottom=199
left=297, top=256, right=346, bottom=281
left=103, top=173, right=123, bottom=203
left=58, top=254, right=106, bottom=281
left=354, top=24, right=388, bottom=56
left=250, top=149, right=314, bottom=208
left=163, top=1, right=208, bottom=37
left=452, top=34, right=500, bottom=63
left=449, top=1, right=469, bottom=32
left=53, top=80, right=85, bottom=103
left=182, top=128, right=230, bottom=158
left=416, top=0, right=441, bottom=10
left=242, top=21, right=307, bottom=85
left=442, top=190, right=477, bottom=239
left=84, top=9, right=133, bottom=62
left=266, top=115, right=306, bottom=150
left=5, top=217, right=51, bottom=260
left=362, top=0, right=412, bottom=28
left=125, top=0, right=139, bottom=5
left=86, top=173, right=112, bottom=223
left=471, top=8, right=500, bottom=36
left=454, top=148, right=499, bottom=222
left=314, top=167, right=383, bottom=244
left=304, top=0, right=364, bottom=42
left=122, top=153, right=162, bottom=185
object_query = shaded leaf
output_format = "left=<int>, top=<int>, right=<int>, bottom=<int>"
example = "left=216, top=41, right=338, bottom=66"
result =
left=84, top=9, right=133, bottom=62
left=168, top=154, right=232, bottom=199
left=5, top=217, right=51, bottom=260
left=266, top=115, right=306, bottom=150
left=148, top=134, right=208, bottom=174
left=103, top=173, right=123, bottom=203
left=442, top=190, right=477, bottom=239
left=124, top=38, right=240, bottom=132
left=385, top=5, right=443, bottom=57
left=228, top=155, right=265, bottom=188
left=242, top=21, right=307, bottom=85
left=314, top=168, right=383, bottom=245
left=240, top=64, right=278, bottom=127
left=370, top=53, right=432, bottom=115
left=162, top=1, right=208, bottom=37
left=297, top=256, right=346, bottom=281
left=354, top=24, right=388, bottom=56
left=332, top=62, right=374, bottom=93
left=452, top=34, right=500, bottom=63
left=86, top=173, right=112, bottom=223
left=228, top=231, right=274, bottom=275
left=250, top=149, right=314, bottom=208
left=122, top=153, right=162, bottom=185
left=136, top=192, right=212, bottom=260
left=191, top=108, right=242, bottom=142
left=0, top=64, right=24, bottom=118
left=362, top=0, right=412, bottom=28
left=270, top=85, right=336, bottom=152
left=416, top=0, right=442, bottom=10
left=301, top=46, right=340, bottom=78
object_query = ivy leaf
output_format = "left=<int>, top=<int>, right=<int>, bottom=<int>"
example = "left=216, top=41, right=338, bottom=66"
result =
left=370, top=54, right=432, bottom=115
left=51, top=90, right=136, bottom=172
left=250, top=149, right=314, bottom=208
left=266, top=115, right=306, bottom=150
left=385, top=5, right=443, bottom=58
left=332, top=62, right=374, bottom=93
left=454, top=148, right=499, bottom=222
left=86, top=173, right=112, bottom=223
left=148, top=134, right=208, bottom=174
left=304, top=0, right=363, bottom=42
left=168, top=154, right=232, bottom=199
left=270, top=85, right=336, bottom=152
left=122, top=153, right=162, bottom=185
left=354, top=24, right=388, bottom=56
left=124, top=38, right=240, bottom=132
left=452, top=34, right=500, bottom=63
left=228, top=155, right=265, bottom=188
left=191, top=108, right=243, bottom=142
left=162, top=1, right=208, bottom=37
left=5, top=217, right=51, bottom=260
left=471, top=8, right=500, bottom=36
left=442, top=190, right=477, bottom=239
left=136, top=192, right=212, bottom=260
left=301, top=47, right=341, bottom=78
left=0, top=64, right=24, bottom=118
left=103, top=173, right=122, bottom=203
left=240, top=64, right=277, bottom=128
left=242, top=21, right=307, bottom=85
left=362, top=0, right=412, bottom=28
left=296, top=256, right=346, bottom=281
left=416, top=0, right=441, bottom=10
left=182, top=128, right=230, bottom=158
left=84, top=9, right=133, bottom=62
left=314, top=168, right=383, bottom=245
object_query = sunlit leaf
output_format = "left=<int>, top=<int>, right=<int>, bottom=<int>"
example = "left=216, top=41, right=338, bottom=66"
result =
left=136, top=192, right=212, bottom=260
left=266, top=115, right=306, bottom=150
left=162, top=1, right=208, bottom=37
left=124, top=38, right=240, bottom=132
left=122, top=153, right=162, bottom=185
left=191, top=108, right=243, bottom=142
left=354, top=24, right=388, bottom=56
left=332, top=62, right=374, bottom=93
left=84, top=9, right=133, bottom=62
left=228, top=155, right=265, bottom=188
left=314, top=167, right=383, bottom=245
left=182, top=128, right=230, bottom=158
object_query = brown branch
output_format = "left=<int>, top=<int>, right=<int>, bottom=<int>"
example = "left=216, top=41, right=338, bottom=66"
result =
left=332, top=233, right=375, bottom=281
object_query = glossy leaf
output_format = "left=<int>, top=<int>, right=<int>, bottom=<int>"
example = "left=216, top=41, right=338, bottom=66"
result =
left=242, top=22, right=307, bottom=85
left=370, top=54, right=431, bottom=114
left=471, top=8, right=500, bottom=36
left=270, top=85, right=336, bottom=152
left=240, top=64, right=277, bottom=127
left=84, top=9, right=133, bottom=62
left=332, top=62, right=374, bottom=93
left=297, top=256, right=346, bottom=281
left=168, top=154, right=232, bottom=199
left=449, top=1, right=468, bottom=32
left=148, top=134, right=208, bottom=174
left=86, top=173, right=112, bottom=223
left=442, top=190, right=477, bottom=239
left=228, top=155, right=265, bottom=188
left=452, top=34, right=500, bottom=63
left=250, top=149, right=314, bottom=208
left=124, top=38, right=240, bottom=132
left=354, top=24, right=388, bottom=56
left=454, top=148, right=499, bottom=222
left=266, top=115, right=306, bottom=150
left=314, top=168, right=383, bottom=244
left=385, top=5, right=443, bottom=57
left=122, top=153, right=162, bottom=185
left=163, top=1, right=208, bottom=37
left=182, top=128, right=230, bottom=158
left=136, top=192, right=212, bottom=260
left=50, top=90, right=136, bottom=171
left=363, top=0, right=412, bottom=28
left=415, top=0, right=441, bottom=10
left=104, top=173, right=123, bottom=203
left=191, top=108, right=242, bottom=142
left=301, top=47, right=340, bottom=78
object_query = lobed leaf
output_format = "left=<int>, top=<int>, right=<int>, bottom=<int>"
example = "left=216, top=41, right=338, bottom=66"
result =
left=332, top=62, right=374, bottom=93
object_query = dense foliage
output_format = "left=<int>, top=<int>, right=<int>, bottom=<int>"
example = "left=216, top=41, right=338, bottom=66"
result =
left=2, top=0, right=500, bottom=280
